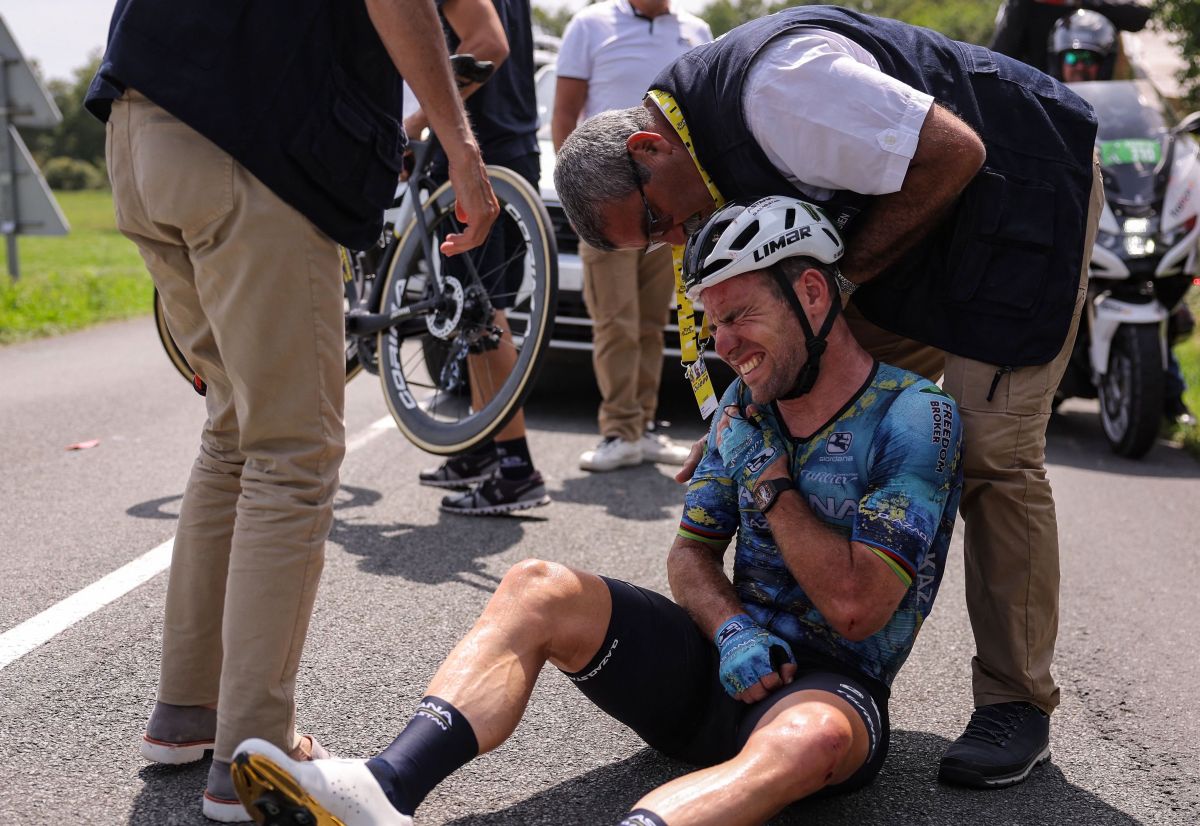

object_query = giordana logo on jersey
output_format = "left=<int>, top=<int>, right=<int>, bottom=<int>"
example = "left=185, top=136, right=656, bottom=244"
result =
left=752, top=226, right=812, bottom=262
left=826, top=432, right=853, bottom=454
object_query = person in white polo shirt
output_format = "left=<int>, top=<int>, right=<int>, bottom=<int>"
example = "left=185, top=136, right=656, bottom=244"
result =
left=552, top=0, right=711, bottom=472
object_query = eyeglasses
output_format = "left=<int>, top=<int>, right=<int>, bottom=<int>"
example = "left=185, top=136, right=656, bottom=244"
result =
left=627, top=151, right=671, bottom=252
left=1063, top=50, right=1099, bottom=66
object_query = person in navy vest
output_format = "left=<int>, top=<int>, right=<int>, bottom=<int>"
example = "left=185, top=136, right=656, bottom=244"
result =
left=85, top=0, right=497, bottom=820
left=554, top=6, right=1105, bottom=790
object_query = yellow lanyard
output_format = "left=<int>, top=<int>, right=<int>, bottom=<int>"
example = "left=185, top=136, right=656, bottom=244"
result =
left=646, top=89, right=724, bottom=418
left=646, top=89, right=725, bottom=364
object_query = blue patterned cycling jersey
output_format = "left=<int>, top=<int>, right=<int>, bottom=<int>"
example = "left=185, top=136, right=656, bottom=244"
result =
left=679, top=362, right=963, bottom=689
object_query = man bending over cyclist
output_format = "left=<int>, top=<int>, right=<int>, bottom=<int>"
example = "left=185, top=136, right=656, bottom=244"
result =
left=229, top=197, right=964, bottom=825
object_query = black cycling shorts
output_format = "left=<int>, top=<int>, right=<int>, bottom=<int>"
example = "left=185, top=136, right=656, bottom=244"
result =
left=562, top=577, right=890, bottom=795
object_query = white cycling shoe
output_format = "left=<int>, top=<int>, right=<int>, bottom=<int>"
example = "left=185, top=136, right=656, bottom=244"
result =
left=231, top=738, right=411, bottom=826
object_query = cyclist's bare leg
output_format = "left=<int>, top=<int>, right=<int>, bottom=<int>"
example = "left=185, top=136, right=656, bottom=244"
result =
left=424, top=560, right=610, bottom=751
left=630, top=691, right=871, bottom=825
left=467, top=309, right=526, bottom=442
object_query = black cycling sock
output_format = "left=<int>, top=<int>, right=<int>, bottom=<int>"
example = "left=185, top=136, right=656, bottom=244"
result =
left=495, top=436, right=534, bottom=480
left=618, top=808, right=669, bottom=826
left=365, top=696, right=479, bottom=816
left=464, top=441, right=497, bottom=459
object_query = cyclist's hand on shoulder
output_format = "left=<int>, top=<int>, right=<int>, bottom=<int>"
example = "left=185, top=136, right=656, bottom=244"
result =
left=717, top=404, right=788, bottom=489
left=440, top=139, right=499, bottom=256
left=714, top=614, right=797, bottom=703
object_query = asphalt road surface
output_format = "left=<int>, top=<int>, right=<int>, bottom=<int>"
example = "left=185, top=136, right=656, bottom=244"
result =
left=2, top=316, right=1198, bottom=825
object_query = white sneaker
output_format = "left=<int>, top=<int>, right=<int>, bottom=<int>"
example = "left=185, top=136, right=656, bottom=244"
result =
left=231, top=738, right=411, bottom=826
left=639, top=430, right=692, bottom=465
left=579, top=435, right=642, bottom=471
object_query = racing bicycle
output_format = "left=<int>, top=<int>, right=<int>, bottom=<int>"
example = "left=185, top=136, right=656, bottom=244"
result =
left=154, top=56, right=559, bottom=456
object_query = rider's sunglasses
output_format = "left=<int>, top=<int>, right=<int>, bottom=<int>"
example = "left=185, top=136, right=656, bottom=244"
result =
left=627, top=150, right=671, bottom=252
left=1063, top=50, right=1099, bottom=67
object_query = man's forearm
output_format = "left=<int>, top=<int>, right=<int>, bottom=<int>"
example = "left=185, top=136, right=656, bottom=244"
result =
left=364, top=0, right=476, bottom=161
left=762, top=491, right=901, bottom=640
left=551, top=114, right=574, bottom=153
left=667, top=537, right=742, bottom=639
left=840, top=103, right=985, bottom=287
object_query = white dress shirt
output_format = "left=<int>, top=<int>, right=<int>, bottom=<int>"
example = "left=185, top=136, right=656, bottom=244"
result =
left=742, top=29, right=935, bottom=200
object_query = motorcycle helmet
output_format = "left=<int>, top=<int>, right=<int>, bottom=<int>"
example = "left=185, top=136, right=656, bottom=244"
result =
left=682, top=196, right=845, bottom=398
left=1049, top=10, right=1117, bottom=81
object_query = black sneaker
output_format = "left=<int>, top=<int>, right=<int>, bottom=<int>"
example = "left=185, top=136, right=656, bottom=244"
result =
left=440, top=471, right=550, bottom=516
left=938, top=701, right=1050, bottom=789
left=418, top=452, right=500, bottom=490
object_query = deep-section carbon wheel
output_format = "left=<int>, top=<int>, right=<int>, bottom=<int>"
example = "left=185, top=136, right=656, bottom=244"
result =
left=377, top=165, right=558, bottom=455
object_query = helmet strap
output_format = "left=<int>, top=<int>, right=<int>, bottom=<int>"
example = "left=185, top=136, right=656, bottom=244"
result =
left=773, top=268, right=842, bottom=400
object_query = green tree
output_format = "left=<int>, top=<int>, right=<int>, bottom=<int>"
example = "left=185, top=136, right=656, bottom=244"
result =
left=700, top=0, right=773, bottom=36
left=533, top=4, right=578, bottom=37
left=18, top=53, right=106, bottom=173
left=1154, top=0, right=1200, bottom=106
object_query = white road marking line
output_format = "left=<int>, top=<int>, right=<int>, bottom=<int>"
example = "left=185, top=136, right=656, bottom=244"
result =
left=0, top=415, right=396, bottom=671
left=345, top=415, right=396, bottom=454
left=0, top=539, right=174, bottom=670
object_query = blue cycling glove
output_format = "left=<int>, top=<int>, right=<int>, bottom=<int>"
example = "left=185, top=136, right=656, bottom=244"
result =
left=717, top=406, right=787, bottom=489
left=714, top=613, right=795, bottom=697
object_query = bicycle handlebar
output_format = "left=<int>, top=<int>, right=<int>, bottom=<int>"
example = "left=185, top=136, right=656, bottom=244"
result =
left=450, top=54, right=495, bottom=89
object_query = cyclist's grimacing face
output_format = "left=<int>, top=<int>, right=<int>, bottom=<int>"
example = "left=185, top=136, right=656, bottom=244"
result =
left=702, top=274, right=807, bottom=405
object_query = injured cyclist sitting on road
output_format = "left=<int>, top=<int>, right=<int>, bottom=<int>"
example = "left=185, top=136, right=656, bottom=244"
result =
left=228, top=197, right=964, bottom=826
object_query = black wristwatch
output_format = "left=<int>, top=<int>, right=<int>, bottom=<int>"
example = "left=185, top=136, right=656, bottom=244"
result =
left=752, top=478, right=794, bottom=516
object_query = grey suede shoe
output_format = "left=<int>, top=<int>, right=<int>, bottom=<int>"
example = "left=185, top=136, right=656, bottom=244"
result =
left=202, top=736, right=330, bottom=823
left=140, top=702, right=217, bottom=764
left=203, top=759, right=251, bottom=823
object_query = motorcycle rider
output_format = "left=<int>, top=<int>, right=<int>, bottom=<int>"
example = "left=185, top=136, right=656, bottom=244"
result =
left=1049, top=10, right=1117, bottom=82
left=989, top=0, right=1150, bottom=72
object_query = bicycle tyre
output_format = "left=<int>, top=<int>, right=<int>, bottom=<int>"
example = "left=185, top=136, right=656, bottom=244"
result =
left=153, top=287, right=196, bottom=385
left=1098, top=323, right=1164, bottom=459
left=376, top=165, right=558, bottom=455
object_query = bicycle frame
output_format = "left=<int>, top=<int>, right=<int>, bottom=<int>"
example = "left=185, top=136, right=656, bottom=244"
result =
left=344, top=135, right=493, bottom=340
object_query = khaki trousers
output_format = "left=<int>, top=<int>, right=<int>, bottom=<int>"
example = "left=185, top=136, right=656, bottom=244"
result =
left=580, top=241, right=676, bottom=442
left=107, top=92, right=345, bottom=761
left=844, top=163, right=1104, bottom=714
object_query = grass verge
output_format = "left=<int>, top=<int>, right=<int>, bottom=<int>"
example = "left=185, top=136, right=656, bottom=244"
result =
left=0, top=190, right=149, bottom=345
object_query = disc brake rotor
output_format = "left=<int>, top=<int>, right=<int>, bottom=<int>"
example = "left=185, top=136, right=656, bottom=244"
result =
left=427, top=276, right=464, bottom=340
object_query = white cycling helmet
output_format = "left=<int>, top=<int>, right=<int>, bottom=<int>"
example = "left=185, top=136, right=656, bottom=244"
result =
left=682, top=196, right=844, bottom=302
left=684, top=196, right=848, bottom=399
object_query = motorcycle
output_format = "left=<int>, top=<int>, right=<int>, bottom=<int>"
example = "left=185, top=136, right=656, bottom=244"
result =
left=1054, top=79, right=1200, bottom=458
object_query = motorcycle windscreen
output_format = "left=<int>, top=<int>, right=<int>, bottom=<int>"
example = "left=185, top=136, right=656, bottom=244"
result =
left=1068, top=79, right=1172, bottom=207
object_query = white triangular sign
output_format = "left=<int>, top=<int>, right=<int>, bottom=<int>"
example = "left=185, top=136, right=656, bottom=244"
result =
left=1, top=126, right=69, bottom=236
left=0, top=16, right=62, bottom=129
